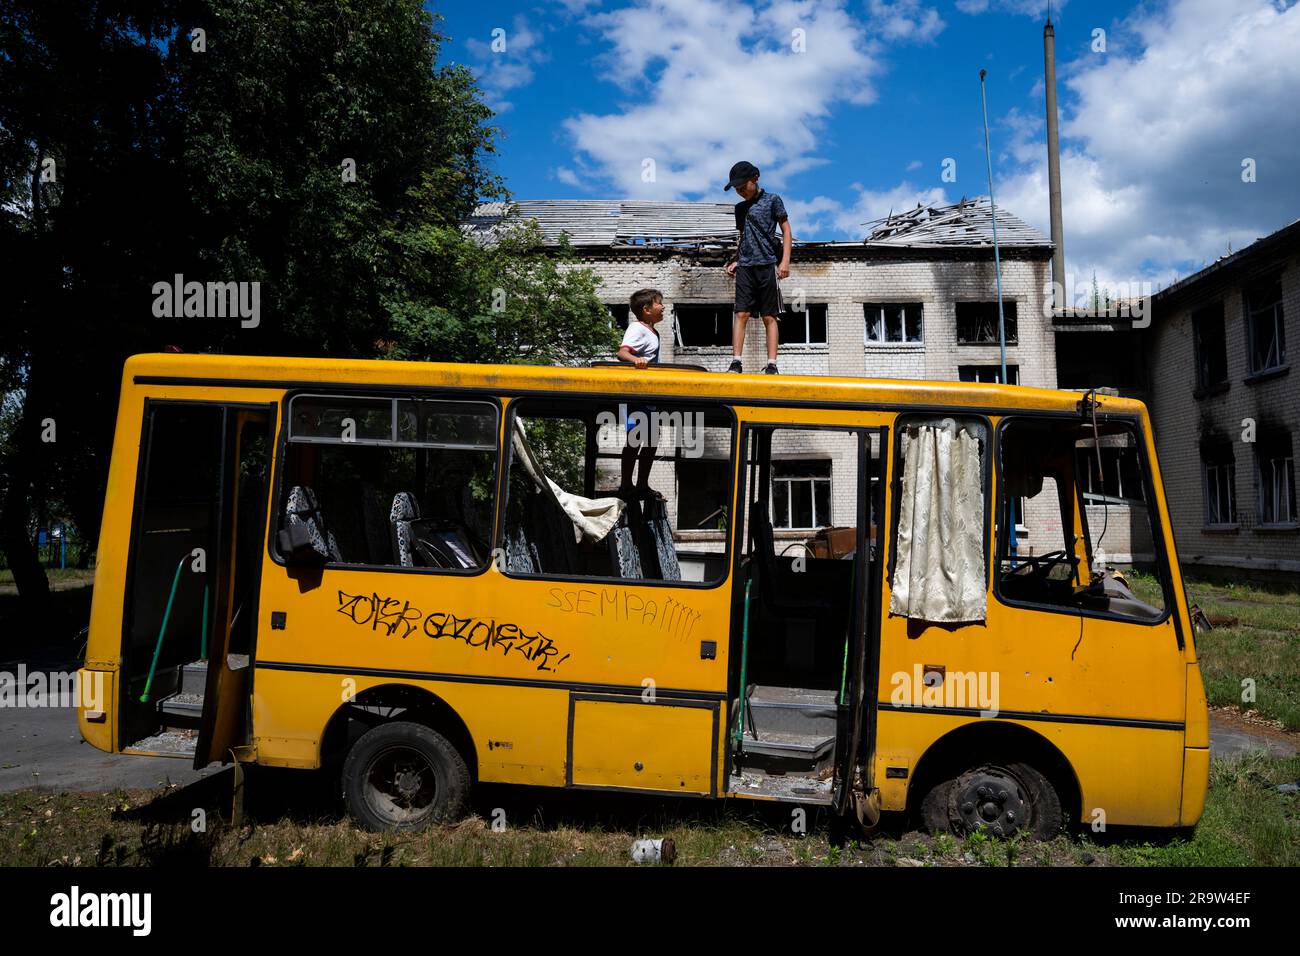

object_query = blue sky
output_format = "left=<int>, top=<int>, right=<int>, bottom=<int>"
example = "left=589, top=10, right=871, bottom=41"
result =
left=429, top=0, right=1300, bottom=295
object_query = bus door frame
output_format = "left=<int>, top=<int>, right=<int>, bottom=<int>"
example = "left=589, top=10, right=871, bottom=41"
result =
left=193, top=402, right=277, bottom=769
left=729, top=418, right=886, bottom=814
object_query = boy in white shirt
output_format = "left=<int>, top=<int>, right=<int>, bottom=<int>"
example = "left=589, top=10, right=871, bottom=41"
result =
left=616, top=288, right=664, bottom=492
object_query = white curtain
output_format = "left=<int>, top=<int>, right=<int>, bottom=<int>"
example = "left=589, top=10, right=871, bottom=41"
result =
left=512, top=420, right=625, bottom=544
left=889, top=419, right=987, bottom=622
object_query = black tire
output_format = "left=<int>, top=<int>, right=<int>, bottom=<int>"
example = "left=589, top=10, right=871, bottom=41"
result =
left=919, top=777, right=955, bottom=834
left=342, top=721, right=470, bottom=832
left=922, top=761, right=1062, bottom=841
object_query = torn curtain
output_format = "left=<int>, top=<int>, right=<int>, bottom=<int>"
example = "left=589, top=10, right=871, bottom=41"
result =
left=889, top=419, right=987, bottom=622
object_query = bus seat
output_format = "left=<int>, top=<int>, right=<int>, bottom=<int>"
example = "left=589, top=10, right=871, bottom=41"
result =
left=503, top=519, right=538, bottom=573
left=607, top=508, right=643, bottom=578
left=643, top=495, right=681, bottom=581
left=618, top=493, right=679, bottom=581
left=390, top=492, right=420, bottom=567
left=285, top=485, right=342, bottom=562
left=390, top=492, right=482, bottom=570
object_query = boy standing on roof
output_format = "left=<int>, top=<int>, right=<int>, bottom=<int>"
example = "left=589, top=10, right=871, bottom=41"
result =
left=616, top=288, right=664, bottom=492
left=724, top=161, right=791, bottom=375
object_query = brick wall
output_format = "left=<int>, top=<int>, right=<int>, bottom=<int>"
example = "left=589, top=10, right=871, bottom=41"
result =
left=577, top=253, right=1054, bottom=386
left=565, top=250, right=1062, bottom=556
left=1146, top=250, right=1300, bottom=576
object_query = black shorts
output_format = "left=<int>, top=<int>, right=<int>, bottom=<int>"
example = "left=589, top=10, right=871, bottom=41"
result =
left=734, top=263, right=783, bottom=317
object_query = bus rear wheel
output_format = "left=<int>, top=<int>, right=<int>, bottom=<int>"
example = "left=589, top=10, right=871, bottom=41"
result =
left=922, top=761, right=1062, bottom=841
left=342, top=721, right=470, bottom=832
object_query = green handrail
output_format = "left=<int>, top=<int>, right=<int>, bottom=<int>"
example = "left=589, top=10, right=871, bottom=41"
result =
left=139, top=553, right=191, bottom=704
left=733, top=577, right=753, bottom=746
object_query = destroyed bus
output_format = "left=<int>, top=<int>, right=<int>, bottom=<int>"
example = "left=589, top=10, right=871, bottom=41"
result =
left=78, top=353, right=1208, bottom=836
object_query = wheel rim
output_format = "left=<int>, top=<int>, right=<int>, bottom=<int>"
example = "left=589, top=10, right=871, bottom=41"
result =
left=363, top=744, right=439, bottom=826
left=952, top=767, right=1028, bottom=838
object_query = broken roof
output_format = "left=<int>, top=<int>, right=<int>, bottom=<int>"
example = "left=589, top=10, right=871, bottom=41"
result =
left=463, top=200, right=737, bottom=250
left=862, top=196, right=1050, bottom=248
left=463, top=196, right=1051, bottom=251
left=1153, top=216, right=1300, bottom=306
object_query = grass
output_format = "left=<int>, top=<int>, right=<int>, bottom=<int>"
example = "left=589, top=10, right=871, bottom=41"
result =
left=0, top=567, right=95, bottom=589
left=2, top=750, right=1296, bottom=867
left=1127, top=571, right=1300, bottom=731
left=0, top=567, right=1295, bottom=867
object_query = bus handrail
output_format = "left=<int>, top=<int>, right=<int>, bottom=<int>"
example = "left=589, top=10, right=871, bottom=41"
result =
left=733, top=577, right=753, bottom=748
left=139, top=551, right=193, bottom=704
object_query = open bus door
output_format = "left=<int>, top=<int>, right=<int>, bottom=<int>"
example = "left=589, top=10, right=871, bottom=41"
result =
left=729, top=422, right=883, bottom=813
left=193, top=407, right=273, bottom=769
left=116, top=399, right=272, bottom=764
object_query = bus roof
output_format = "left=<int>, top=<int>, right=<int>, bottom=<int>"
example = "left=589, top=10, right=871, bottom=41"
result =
left=124, top=352, right=1146, bottom=418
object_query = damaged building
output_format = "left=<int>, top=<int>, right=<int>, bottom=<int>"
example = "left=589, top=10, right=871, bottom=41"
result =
left=466, top=196, right=1068, bottom=560
left=1143, top=220, right=1298, bottom=582
left=1051, top=218, right=1299, bottom=583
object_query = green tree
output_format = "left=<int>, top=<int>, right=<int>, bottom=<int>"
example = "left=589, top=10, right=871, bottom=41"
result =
left=384, top=216, right=617, bottom=367
left=0, top=0, right=615, bottom=607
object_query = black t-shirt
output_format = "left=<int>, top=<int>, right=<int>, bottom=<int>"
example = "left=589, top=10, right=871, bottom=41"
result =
left=734, top=189, right=788, bottom=266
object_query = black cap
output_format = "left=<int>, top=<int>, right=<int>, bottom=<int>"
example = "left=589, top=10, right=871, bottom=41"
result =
left=725, top=161, right=759, bottom=191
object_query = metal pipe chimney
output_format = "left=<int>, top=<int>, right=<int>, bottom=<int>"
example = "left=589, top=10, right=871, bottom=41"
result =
left=1044, top=16, right=1066, bottom=308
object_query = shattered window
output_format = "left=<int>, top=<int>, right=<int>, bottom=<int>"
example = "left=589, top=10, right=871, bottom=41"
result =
left=782, top=303, right=828, bottom=345
left=674, top=304, right=733, bottom=347
left=1244, top=276, right=1285, bottom=374
left=1192, top=302, right=1227, bottom=390
left=864, top=303, right=923, bottom=343
left=956, top=301, right=1018, bottom=345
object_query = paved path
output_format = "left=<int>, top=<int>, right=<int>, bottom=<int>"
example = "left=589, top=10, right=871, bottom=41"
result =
left=1207, top=714, right=1298, bottom=759
left=0, top=702, right=216, bottom=793
left=1, top=691, right=1294, bottom=795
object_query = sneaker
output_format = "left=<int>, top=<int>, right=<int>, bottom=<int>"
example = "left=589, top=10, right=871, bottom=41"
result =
left=726, top=359, right=743, bottom=373
left=763, top=363, right=779, bottom=374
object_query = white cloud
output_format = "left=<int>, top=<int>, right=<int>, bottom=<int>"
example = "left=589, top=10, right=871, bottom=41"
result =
left=561, top=0, right=888, bottom=199
left=996, top=0, right=1300, bottom=291
left=956, top=0, right=1068, bottom=15
left=906, top=159, right=923, bottom=171
left=867, top=0, right=946, bottom=43
left=464, top=14, right=549, bottom=113
left=554, top=166, right=582, bottom=187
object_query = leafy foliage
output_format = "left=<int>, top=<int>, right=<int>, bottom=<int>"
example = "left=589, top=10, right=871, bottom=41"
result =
left=0, top=0, right=615, bottom=597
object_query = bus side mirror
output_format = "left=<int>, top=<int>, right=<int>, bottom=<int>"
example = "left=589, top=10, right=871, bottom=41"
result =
left=277, top=524, right=328, bottom=567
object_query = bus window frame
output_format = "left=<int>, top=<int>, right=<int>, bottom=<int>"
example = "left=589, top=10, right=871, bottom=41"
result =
left=885, top=412, right=995, bottom=599
left=992, top=413, right=1178, bottom=628
left=266, top=388, right=505, bottom=578
left=497, top=395, right=739, bottom=591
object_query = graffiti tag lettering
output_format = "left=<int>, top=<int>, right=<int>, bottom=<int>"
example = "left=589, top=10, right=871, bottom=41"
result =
left=544, top=586, right=702, bottom=641
left=336, top=591, right=570, bottom=672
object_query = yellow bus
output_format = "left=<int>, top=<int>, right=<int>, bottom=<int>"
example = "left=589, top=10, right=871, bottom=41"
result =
left=78, top=353, right=1208, bottom=836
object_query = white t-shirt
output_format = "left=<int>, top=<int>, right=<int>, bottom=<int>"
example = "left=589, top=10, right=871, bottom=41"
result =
left=621, top=321, right=660, bottom=364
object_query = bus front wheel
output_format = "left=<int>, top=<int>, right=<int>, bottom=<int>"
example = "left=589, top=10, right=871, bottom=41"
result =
left=921, top=761, right=1062, bottom=841
left=342, top=721, right=470, bottom=832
